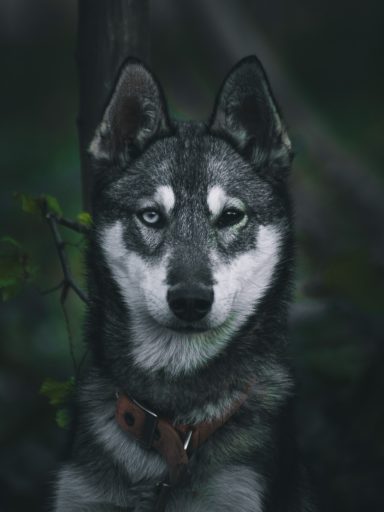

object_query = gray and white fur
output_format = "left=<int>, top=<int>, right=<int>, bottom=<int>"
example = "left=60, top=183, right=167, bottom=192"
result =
left=53, top=56, right=315, bottom=511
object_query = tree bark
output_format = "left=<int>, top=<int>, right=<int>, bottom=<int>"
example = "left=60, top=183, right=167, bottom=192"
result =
left=77, top=0, right=150, bottom=211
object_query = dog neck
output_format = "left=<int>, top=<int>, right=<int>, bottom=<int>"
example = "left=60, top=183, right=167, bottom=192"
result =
left=114, top=379, right=255, bottom=486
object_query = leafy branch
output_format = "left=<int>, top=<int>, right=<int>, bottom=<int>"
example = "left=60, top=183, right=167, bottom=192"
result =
left=45, top=212, right=89, bottom=304
left=12, top=192, right=91, bottom=305
left=0, top=236, right=38, bottom=301
left=40, top=377, right=75, bottom=429
left=1, top=192, right=92, bottom=427
left=50, top=212, right=91, bottom=236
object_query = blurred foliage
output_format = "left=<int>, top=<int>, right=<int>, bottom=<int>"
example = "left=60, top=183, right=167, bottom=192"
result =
left=0, top=1, right=383, bottom=511
left=0, top=236, right=37, bottom=301
left=40, top=377, right=75, bottom=408
left=14, top=192, right=63, bottom=217
left=76, top=211, right=92, bottom=229
left=40, top=377, right=75, bottom=429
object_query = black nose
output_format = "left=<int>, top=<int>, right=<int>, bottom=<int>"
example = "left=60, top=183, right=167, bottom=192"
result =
left=167, top=285, right=214, bottom=322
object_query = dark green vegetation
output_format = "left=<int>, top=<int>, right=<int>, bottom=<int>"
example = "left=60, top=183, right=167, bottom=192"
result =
left=1, top=1, right=383, bottom=511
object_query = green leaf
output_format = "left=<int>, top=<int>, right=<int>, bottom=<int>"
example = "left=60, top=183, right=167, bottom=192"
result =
left=0, top=277, right=18, bottom=287
left=0, top=236, right=36, bottom=300
left=77, top=212, right=92, bottom=228
left=0, top=279, right=21, bottom=301
left=0, top=256, right=21, bottom=279
left=0, top=236, right=22, bottom=249
left=44, top=194, right=62, bottom=216
left=14, top=192, right=41, bottom=215
left=0, top=255, right=22, bottom=300
left=40, top=377, right=75, bottom=407
left=14, top=192, right=63, bottom=217
left=41, top=378, right=75, bottom=429
left=56, top=408, right=71, bottom=429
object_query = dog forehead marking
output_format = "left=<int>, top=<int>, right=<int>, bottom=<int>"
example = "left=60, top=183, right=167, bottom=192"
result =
left=154, top=185, right=175, bottom=213
left=207, top=185, right=228, bottom=217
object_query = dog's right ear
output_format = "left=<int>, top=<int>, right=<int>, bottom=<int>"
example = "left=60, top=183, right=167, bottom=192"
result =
left=89, top=59, right=171, bottom=165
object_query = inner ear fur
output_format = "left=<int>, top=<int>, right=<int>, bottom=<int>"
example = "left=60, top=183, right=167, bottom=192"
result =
left=89, top=59, right=171, bottom=164
left=209, top=55, right=292, bottom=174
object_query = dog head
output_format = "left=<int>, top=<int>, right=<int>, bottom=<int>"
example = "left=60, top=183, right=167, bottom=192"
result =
left=89, top=57, right=293, bottom=376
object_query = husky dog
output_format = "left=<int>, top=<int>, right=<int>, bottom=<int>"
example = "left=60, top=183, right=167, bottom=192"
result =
left=54, top=56, right=314, bottom=511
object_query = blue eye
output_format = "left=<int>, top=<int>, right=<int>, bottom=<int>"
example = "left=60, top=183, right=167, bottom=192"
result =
left=138, top=209, right=163, bottom=227
left=216, top=208, right=245, bottom=228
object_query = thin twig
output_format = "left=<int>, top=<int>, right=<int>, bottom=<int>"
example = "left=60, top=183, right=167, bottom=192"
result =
left=53, top=215, right=90, bottom=235
left=60, top=284, right=79, bottom=376
left=41, top=281, right=64, bottom=295
left=45, top=213, right=89, bottom=304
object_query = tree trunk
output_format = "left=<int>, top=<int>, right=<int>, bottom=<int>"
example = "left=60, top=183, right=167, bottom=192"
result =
left=77, top=0, right=150, bottom=211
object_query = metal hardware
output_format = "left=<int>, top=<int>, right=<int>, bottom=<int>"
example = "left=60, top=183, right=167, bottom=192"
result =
left=183, top=429, right=193, bottom=451
left=156, top=481, right=172, bottom=489
left=155, top=480, right=172, bottom=512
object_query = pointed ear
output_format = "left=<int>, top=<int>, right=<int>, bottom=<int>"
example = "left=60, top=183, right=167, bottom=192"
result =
left=89, top=59, right=171, bottom=165
left=209, top=56, right=292, bottom=177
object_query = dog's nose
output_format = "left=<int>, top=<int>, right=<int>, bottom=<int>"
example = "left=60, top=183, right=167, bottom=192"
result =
left=167, top=285, right=214, bottom=322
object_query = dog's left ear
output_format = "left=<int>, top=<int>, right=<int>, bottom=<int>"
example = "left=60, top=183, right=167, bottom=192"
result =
left=209, top=56, right=292, bottom=177
left=89, top=59, right=171, bottom=165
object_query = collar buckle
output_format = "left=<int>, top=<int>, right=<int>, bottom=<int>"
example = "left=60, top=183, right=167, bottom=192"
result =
left=183, top=429, right=193, bottom=452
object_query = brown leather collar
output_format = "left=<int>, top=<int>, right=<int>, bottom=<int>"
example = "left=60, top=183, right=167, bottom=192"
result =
left=115, top=383, right=254, bottom=486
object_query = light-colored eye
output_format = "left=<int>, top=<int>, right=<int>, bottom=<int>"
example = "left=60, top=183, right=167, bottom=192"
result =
left=216, top=208, right=246, bottom=229
left=138, top=209, right=163, bottom=228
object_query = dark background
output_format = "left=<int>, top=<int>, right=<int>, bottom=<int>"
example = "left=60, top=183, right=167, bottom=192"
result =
left=1, top=1, right=383, bottom=511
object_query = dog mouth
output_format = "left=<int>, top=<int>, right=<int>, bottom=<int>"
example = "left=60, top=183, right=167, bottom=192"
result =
left=156, top=316, right=214, bottom=334
left=168, top=324, right=210, bottom=334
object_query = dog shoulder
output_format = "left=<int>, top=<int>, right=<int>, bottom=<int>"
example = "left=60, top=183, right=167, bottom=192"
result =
left=75, top=369, right=168, bottom=483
